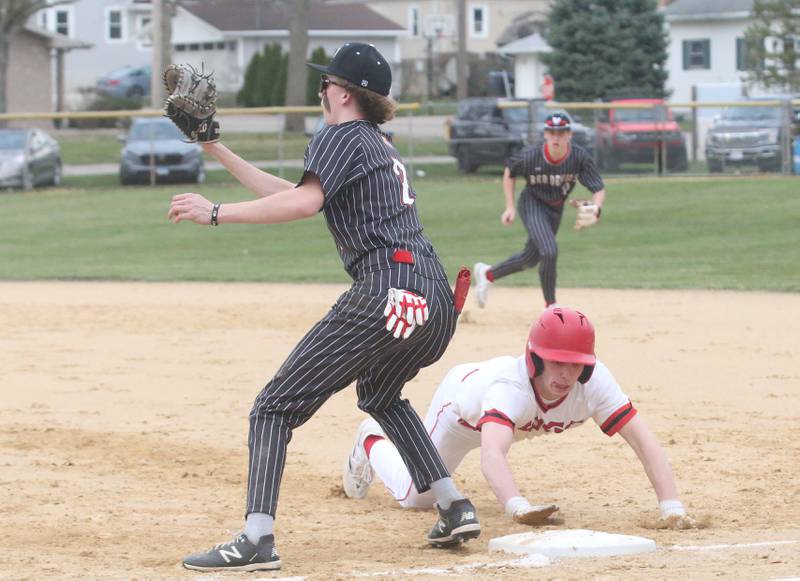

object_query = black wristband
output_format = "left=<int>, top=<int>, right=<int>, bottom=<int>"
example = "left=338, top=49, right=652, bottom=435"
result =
left=211, top=203, right=220, bottom=226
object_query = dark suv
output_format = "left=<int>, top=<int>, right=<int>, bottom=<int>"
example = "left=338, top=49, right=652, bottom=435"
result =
left=447, top=98, right=595, bottom=173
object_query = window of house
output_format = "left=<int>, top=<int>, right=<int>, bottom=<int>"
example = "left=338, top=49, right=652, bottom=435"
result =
left=136, top=15, right=152, bottom=49
left=106, top=8, right=125, bottom=42
left=736, top=37, right=747, bottom=71
left=682, top=39, right=710, bottom=70
left=54, top=8, right=72, bottom=36
left=469, top=5, right=488, bottom=38
left=409, top=6, right=420, bottom=37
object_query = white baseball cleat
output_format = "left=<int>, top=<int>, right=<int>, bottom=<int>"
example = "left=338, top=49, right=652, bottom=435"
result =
left=473, top=262, right=491, bottom=308
left=342, top=417, right=382, bottom=499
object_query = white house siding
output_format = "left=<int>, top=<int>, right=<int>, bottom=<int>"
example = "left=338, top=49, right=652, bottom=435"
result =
left=35, top=0, right=155, bottom=107
left=219, top=34, right=400, bottom=94
left=513, top=55, right=546, bottom=98
left=665, top=18, right=751, bottom=104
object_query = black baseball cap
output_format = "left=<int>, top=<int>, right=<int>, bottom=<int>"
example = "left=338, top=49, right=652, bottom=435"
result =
left=307, top=42, right=392, bottom=97
left=543, top=113, right=572, bottom=131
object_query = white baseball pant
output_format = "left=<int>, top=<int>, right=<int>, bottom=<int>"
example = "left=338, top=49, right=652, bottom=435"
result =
left=368, top=365, right=482, bottom=508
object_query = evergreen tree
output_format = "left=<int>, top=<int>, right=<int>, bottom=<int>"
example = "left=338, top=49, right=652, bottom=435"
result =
left=543, top=0, right=669, bottom=101
left=258, top=44, right=282, bottom=106
left=306, top=47, right=330, bottom=105
left=744, top=0, right=800, bottom=93
left=271, top=50, right=288, bottom=106
left=237, top=51, right=262, bottom=106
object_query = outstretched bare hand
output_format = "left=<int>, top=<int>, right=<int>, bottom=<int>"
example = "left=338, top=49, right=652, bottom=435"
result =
left=168, top=193, right=214, bottom=225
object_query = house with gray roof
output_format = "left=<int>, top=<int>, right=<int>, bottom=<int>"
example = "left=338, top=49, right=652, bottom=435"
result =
left=33, top=0, right=405, bottom=106
left=175, top=1, right=405, bottom=94
left=662, top=0, right=756, bottom=103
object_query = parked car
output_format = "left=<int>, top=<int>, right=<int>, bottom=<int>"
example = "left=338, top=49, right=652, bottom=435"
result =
left=594, top=98, right=688, bottom=171
left=705, top=99, right=793, bottom=173
left=0, top=128, right=62, bottom=190
left=97, top=64, right=152, bottom=100
left=119, top=117, right=205, bottom=185
left=447, top=98, right=595, bottom=173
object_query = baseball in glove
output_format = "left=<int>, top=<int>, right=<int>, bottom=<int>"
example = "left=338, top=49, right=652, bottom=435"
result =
left=163, top=64, right=219, bottom=142
left=570, top=198, right=601, bottom=230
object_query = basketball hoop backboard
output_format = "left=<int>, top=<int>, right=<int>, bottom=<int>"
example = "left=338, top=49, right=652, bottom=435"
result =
left=423, top=14, right=454, bottom=39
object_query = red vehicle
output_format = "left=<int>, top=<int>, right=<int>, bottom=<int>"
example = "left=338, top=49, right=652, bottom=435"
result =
left=595, top=98, right=688, bottom=171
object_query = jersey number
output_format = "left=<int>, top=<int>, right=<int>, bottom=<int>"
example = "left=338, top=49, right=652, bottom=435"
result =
left=392, top=158, right=415, bottom=206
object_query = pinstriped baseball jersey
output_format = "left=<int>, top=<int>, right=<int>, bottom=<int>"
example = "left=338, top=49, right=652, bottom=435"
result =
left=303, top=119, right=445, bottom=281
left=246, top=119, right=460, bottom=517
left=507, top=144, right=604, bottom=207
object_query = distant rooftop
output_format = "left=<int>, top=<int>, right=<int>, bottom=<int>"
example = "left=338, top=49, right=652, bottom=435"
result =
left=177, top=0, right=403, bottom=32
left=663, top=0, right=753, bottom=20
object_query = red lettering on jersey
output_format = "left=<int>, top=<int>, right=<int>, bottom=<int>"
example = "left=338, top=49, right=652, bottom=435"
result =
left=518, top=416, right=585, bottom=433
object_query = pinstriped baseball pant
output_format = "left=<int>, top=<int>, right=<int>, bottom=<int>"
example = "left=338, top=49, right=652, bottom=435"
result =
left=246, top=266, right=458, bottom=517
left=490, top=194, right=564, bottom=305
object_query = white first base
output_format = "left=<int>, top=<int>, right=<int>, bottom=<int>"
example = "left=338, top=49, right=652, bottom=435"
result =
left=489, top=529, right=657, bottom=559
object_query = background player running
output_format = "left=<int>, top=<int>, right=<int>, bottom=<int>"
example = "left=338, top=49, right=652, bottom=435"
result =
left=342, top=306, right=696, bottom=531
left=167, top=42, right=479, bottom=572
left=474, top=113, right=606, bottom=309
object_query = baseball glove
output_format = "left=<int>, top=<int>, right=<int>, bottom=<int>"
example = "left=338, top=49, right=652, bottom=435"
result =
left=163, top=64, right=219, bottom=142
left=570, top=198, right=601, bottom=230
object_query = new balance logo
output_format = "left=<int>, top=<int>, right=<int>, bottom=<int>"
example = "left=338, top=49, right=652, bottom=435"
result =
left=460, top=511, right=475, bottom=522
left=218, top=546, right=242, bottom=563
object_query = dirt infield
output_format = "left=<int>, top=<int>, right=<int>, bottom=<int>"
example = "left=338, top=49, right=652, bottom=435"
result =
left=2, top=282, right=798, bottom=580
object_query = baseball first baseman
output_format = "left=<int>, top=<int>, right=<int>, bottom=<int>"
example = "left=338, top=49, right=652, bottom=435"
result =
left=474, top=113, right=605, bottom=309
left=167, top=42, right=478, bottom=572
left=343, top=306, right=696, bottom=530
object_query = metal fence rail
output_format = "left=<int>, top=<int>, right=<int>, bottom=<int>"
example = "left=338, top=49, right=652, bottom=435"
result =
left=1, top=99, right=798, bottom=187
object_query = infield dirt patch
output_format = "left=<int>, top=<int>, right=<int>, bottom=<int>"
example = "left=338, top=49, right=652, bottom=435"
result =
left=1, top=282, right=798, bottom=580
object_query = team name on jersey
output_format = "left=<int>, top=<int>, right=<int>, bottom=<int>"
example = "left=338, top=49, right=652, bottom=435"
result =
left=519, top=417, right=585, bottom=434
left=528, top=173, right=577, bottom=187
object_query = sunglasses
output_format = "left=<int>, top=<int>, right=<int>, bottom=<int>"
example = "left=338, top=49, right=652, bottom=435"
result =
left=319, top=76, right=343, bottom=93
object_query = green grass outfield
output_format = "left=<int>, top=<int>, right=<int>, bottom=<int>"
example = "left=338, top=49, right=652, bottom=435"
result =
left=56, top=131, right=449, bottom=165
left=2, top=168, right=798, bottom=291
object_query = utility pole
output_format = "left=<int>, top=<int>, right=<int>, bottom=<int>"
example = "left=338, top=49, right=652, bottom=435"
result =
left=455, top=0, right=467, bottom=99
left=150, top=0, right=164, bottom=108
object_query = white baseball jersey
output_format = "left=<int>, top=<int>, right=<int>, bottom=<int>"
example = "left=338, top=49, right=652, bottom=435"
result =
left=371, top=354, right=637, bottom=509
left=450, top=355, right=636, bottom=439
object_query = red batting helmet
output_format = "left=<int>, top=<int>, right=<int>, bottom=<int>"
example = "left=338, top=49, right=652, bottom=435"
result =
left=526, top=307, right=596, bottom=384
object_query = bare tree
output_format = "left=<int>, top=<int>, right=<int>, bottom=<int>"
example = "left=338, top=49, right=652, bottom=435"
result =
left=283, top=0, right=310, bottom=133
left=150, top=0, right=176, bottom=108
left=0, top=0, right=73, bottom=114
left=744, top=0, right=800, bottom=93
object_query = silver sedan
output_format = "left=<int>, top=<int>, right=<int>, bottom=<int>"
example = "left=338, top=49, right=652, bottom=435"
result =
left=0, top=128, right=63, bottom=190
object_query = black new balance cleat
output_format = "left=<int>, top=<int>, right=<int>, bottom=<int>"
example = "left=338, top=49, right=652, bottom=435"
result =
left=427, top=498, right=481, bottom=547
left=182, top=533, right=281, bottom=572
